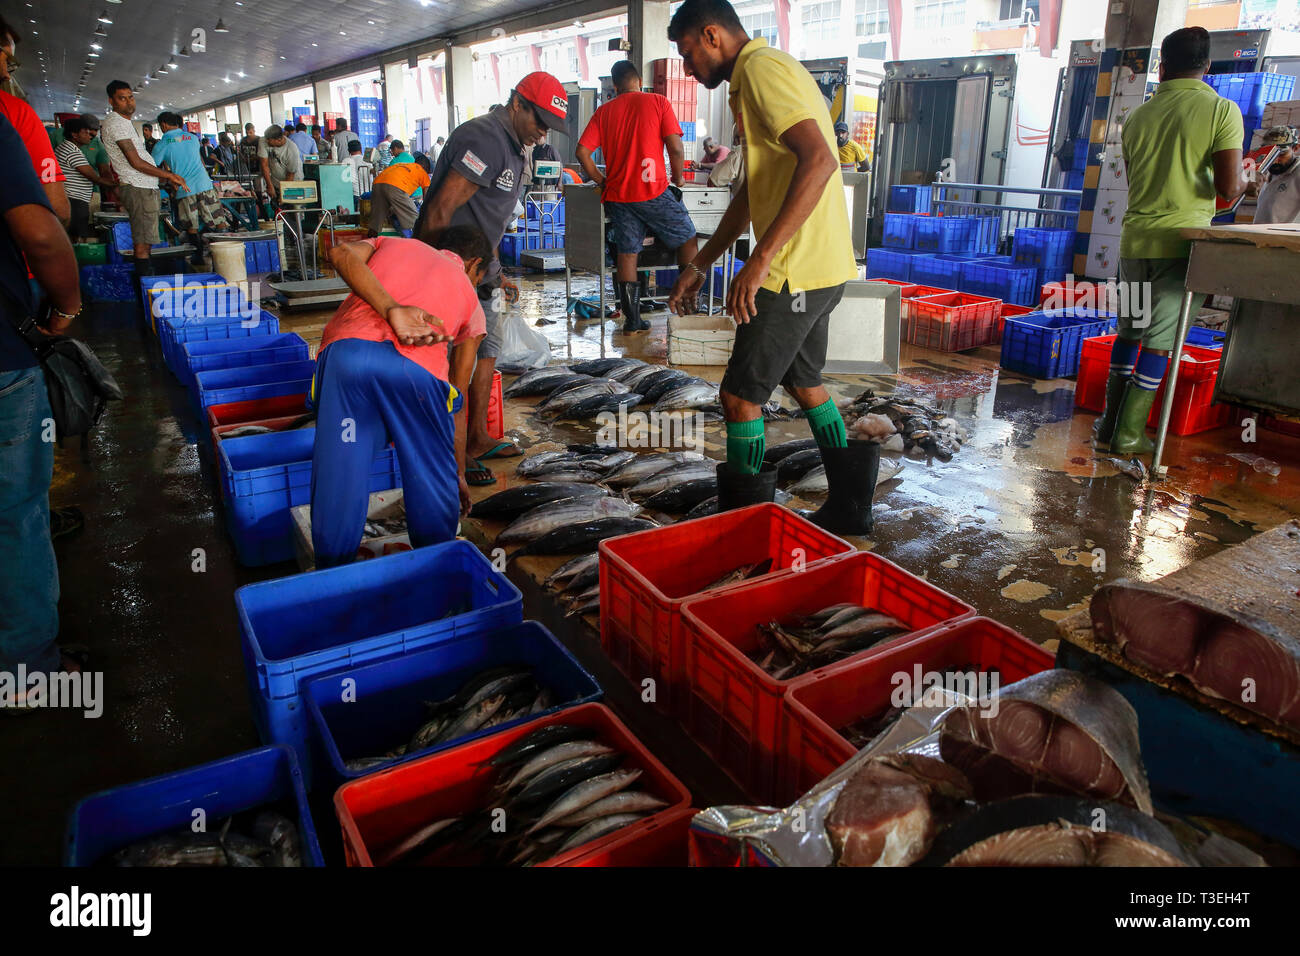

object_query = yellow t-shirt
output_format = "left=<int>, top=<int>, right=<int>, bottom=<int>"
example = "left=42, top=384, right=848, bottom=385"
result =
left=728, top=38, right=859, bottom=294
left=374, top=161, right=431, bottom=196
left=838, top=139, right=868, bottom=165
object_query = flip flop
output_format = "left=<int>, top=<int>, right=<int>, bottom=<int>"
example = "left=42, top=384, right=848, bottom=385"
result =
left=475, top=440, right=522, bottom=460
left=465, top=459, right=498, bottom=486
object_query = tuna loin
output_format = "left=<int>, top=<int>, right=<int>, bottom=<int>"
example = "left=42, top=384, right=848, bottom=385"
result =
left=926, top=795, right=1188, bottom=867
left=825, top=753, right=972, bottom=867
left=938, top=669, right=1153, bottom=813
left=1089, top=521, right=1300, bottom=732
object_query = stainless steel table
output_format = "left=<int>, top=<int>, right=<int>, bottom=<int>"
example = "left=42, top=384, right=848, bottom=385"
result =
left=1154, top=224, right=1300, bottom=476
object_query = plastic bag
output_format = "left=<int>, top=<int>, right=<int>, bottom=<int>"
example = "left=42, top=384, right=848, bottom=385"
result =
left=497, top=311, right=550, bottom=371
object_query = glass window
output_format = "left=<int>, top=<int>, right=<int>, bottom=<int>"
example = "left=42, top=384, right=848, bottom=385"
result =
left=915, top=0, right=966, bottom=30
left=802, top=1, right=842, bottom=47
left=855, top=0, right=889, bottom=36
left=740, top=9, right=779, bottom=46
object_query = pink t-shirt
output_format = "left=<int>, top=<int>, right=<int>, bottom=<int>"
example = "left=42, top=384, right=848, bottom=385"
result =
left=319, top=237, right=487, bottom=382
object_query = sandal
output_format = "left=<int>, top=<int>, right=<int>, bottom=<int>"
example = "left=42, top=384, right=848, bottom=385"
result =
left=465, top=459, right=498, bottom=486
left=475, top=440, right=522, bottom=460
left=0, top=645, right=88, bottom=716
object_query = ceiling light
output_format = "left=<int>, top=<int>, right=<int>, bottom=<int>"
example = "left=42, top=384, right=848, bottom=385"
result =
left=98, top=10, right=113, bottom=23
left=279, top=55, right=286, bottom=59
left=158, top=64, right=168, bottom=74
left=339, top=30, right=346, bottom=35
left=214, top=18, right=229, bottom=33
left=90, top=43, right=102, bottom=50
left=167, top=56, right=178, bottom=67
left=368, top=19, right=375, bottom=24
left=179, top=46, right=190, bottom=57
left=223, top=76, right=230, bottom=83
left=237, top=71, right=245, bottom=77
left=88, top=51, right=100, bottom=58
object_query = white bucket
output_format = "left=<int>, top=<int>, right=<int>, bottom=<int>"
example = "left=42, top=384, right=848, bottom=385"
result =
left=211, top=241, right=247, bottom=283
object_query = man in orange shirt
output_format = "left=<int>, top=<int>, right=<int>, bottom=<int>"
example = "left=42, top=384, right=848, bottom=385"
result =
left=367, top=153, right=431, bottom=236
left=576, top=60, right=698, bottom=332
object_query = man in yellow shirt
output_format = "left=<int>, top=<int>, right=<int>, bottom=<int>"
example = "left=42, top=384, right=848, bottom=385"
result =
left=667, top=0, right=872, bottom=534
left=368, top=153, right=431, bottom=236
left=834, top=122, right=869, bottom=171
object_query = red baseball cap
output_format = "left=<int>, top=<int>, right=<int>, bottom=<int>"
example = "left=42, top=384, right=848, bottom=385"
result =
left=514, top=71, right=569, bottom=132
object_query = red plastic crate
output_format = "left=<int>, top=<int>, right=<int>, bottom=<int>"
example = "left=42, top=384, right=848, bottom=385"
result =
left=210, top=414, right=312, bottom=457
left=599, top=503, right=852, bottom=714
left=1073, top=335, right=1231, bottom=435
left=996, top=302, right=1035, bottom=341
left=207, top=393, right=309, bottom=432
left=899, top=284, right=954, bottom=324
left=545, top=806, right=696, bottom=867
left=1040, top=280, right=1108, bottom=308
left=485, top=369, right=504, bottom=441
left=333, top=703, right=690, bottom=867
left=677, top=550, right=976, bottom=803
left=781, top=617, right=1054, bottom=803
left=906, top=292, right=1001, bottom=351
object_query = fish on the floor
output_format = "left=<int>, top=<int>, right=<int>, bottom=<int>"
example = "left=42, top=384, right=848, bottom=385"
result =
left=469, top=482, right=609, bottom=521
left=603, top=451, right=705, bottom=488
left=537, top=380, right=629, bottom=419
left=776, top=448, right=823, bottom=484
left=642, top=477, right=718, bottom=514
left=569, top=357, right=644, bottom=377
left=788, top=457, right=904, bottom=496
left=503, top=366, right=576, bottom=398
left=652, top=380, right=719, bottom=412
left=637, top=369, right=694, bottom=404
left=543, top=553, right=600, bottom=591
left=497, top=497, right=643, bottom=545
left=626, top=461, right=717, bottom=499
left=560, top=391, right=643, bottom=420
left=763, top=437, right=818, bottom=464
left=508, top=516, right=659, bottom=560
left=684, top=488, right=793, bottom=520
left=938, top=668, right=1153, bottom=812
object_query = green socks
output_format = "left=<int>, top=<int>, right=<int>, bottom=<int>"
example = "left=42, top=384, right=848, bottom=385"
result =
left=806, top=399, right=848, bottom=449
left=726, top=418, right=766, bottom=475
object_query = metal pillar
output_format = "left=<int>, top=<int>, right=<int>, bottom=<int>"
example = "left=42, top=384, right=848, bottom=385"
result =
left=626, top=0, right=673, bottom=80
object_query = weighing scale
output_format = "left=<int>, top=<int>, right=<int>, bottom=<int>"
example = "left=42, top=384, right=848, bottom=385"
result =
left=274, top=179, right=337, bottom=285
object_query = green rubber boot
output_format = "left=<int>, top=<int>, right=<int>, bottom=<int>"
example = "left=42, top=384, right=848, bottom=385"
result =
left=1109, top=382, right=1157, bottom=455
left=1091, top=369, right=1130, bottom=449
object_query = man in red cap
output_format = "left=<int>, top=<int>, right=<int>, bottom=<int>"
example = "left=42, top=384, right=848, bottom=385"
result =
left=415, top=71, right=568, bottom=486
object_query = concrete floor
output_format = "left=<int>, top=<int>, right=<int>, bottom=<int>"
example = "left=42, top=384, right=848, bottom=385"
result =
left=6, top=267, right=1298, bottom=864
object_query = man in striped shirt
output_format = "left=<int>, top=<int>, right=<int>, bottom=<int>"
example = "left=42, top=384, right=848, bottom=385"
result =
left=55, top=117, right=115, bottom=241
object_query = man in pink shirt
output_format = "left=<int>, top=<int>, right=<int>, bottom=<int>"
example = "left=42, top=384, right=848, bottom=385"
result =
left=310, top=225, right=491, bottom=567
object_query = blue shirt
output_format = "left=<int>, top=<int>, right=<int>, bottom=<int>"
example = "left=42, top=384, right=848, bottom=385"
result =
left=151, top=128, right=213, bottom=198
left=288, top=130, right=317, bottom=157
left=0, top=115, right=53, bottom=371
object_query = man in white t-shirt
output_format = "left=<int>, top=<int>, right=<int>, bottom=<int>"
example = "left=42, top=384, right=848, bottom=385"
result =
left=1254, top=126, right=1300, bottom=224
left=101, top=80, right=186, bottom=273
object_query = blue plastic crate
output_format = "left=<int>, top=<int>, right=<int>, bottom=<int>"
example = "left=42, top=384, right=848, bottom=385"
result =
left=882, top=213, right=920, bottom=248
left=1185, top=325, right=1225, bottom=349
left=304, top=621, right=603, bottom=784
left=1000, top=309, right=1116, bottom=379
left=972, top=216, right=1000, bottom=254
left=525, top=200, right=564, bottom=224
left=910, top=253, right=989, bottom=289
left=218, top=427, right=398, bottom=567
left=1205, top=71, right=1295, bottom=118
left=655, top=258, right=744, bottom=290
left=237, top=542, right=523, bottom=782
left=183, top=333, right=310, bottom=392
left=147, top=281, right=249, bottom=342
left=162, top=309, right=281, bottom=378
left=959, top=261, right=1040, bottom=306
left=914, top=216, right=979, bottom=254
left=888, top=184, right=932, bottom=214
left=1012, top=227, right=1076, bottom=270
left=64, top=744, right=324, bottom=866
left=80, top=264, right=136, bottom=301
left=680, top=120, right=697, bottom=142
left=865, top=247, right=935, bottom=282
left=196, top=359, right=317, bottom=415
left=111, top=220, right=167, bottom=254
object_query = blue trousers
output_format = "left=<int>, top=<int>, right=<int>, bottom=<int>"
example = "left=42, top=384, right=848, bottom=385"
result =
left=310, top=339, right=461, bottom=569
left=0, top=367, right=59, bottom=671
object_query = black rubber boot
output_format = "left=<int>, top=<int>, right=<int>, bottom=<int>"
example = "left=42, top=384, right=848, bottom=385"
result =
left=1092, top=369, right=1129, bottom=449
left=715, top=462, right=778, bottom=512
left=133, top=256, right=154, bottom=279
left=616, top=280, right=649, bottom=333
left=190, top=235, right=206, bottom=267
left=805, top=440, right=880, bottom=536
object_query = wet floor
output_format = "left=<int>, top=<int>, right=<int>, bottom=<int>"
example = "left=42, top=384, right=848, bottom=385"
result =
left=6, top=267, right=1298, bottom=864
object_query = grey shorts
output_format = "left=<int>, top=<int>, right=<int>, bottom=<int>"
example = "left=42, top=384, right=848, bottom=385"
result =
left=118, top=184, right=160, bottom=249
left=369, top=182, right=418, bottom=233
left=1117, top=257, right=1204, bottom=351
left=721, top=282, right=846, bottom=405
left=477, top=273, right=504, bottom=360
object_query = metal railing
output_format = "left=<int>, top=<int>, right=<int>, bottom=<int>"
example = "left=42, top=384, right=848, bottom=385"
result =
left=929, top=182, right=1081, bottom=255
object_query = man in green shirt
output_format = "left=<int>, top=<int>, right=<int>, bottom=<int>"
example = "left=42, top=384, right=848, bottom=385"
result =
left=1097, top=26, right=1247, bottom=455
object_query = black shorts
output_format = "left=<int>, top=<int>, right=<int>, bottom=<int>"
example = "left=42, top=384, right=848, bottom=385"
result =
left=720, top=282, right=846, bottom=406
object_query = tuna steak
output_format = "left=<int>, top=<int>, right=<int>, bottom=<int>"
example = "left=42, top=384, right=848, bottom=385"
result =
left=826, top=753, right=972, bottom=867
left=938, top=669, right=1153, bottom=813
left=926, top=795, right=1188, bottom=867
left=1091, top=575, right=1300, bottom=733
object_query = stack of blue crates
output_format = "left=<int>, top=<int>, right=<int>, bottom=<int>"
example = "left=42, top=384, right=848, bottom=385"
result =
left=1013, top=227, right=1075, bottom=287
left=234, top=540, right=524, bottom=782
left=959, top=259, right=1041, bottom=307
left=1206, top=72, right=1295, bottom=152
left=865, top=247, right=935, bottom=282
left=348, top=96, right=385, bottom=150
left=183, top=332, right=310, bottom=396
left=243, top=238, right=282, bottom=275
left=1000, top=307, right=1118, bottom=379
left=889, top=185, right=932, bottom=214
left=911, top=253, right=998, bottom=289
left=914, top=216, right=980, bottom=254
left=882, top=213, right=919, bottom=248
